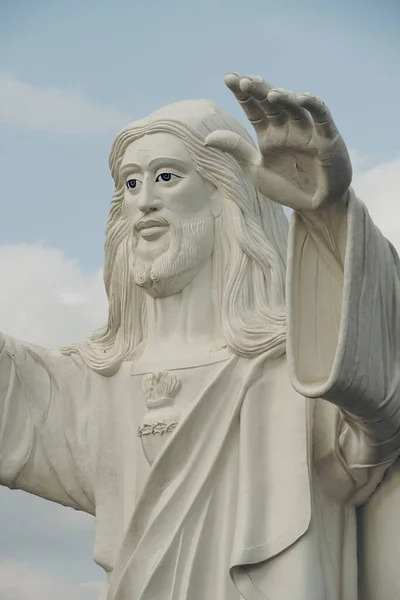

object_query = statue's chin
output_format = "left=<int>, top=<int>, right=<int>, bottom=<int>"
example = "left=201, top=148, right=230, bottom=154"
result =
left=133, top=264, right=204, bottom=298
left=131, top=217, right=215, bottom=298
left=136, top=236, right=171, bottom=263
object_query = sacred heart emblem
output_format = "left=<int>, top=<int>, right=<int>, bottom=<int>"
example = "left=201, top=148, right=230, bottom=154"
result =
left=138, top=371, right=182, bottom=466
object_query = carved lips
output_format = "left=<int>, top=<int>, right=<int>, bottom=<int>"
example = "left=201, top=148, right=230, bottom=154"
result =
left=136, top=218, right=170, bottom=240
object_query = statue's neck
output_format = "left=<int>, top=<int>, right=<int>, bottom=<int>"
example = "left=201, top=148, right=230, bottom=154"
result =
left=137, top=260, right=223, bottom=367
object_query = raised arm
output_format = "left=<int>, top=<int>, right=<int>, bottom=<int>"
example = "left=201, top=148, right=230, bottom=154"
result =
left=206, top=73, right=400, bottom=487
left=0, top=331, right=95, bottom=514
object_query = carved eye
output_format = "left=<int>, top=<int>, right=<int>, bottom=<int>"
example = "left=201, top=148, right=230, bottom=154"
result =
left=155, top=172, right=181, bottom=183
left=126, top=179, right=137, bottom=189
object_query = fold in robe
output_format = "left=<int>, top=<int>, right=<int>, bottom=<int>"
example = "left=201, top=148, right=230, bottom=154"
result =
left=1, top=191, right=400, bottom=599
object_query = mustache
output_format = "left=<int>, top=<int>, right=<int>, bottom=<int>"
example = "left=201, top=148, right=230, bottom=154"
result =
left=135, top=215, right=171, bottom=231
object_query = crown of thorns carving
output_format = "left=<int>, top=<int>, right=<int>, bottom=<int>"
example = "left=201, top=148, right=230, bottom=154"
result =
left=137, top=421, right=179, bottom=437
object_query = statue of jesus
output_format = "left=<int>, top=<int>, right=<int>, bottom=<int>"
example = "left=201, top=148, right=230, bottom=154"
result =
left=1, top=73, right=400, bottom=600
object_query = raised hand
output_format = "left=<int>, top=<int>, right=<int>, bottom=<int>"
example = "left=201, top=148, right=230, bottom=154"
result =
left=205, top=73, right=352, bottom=213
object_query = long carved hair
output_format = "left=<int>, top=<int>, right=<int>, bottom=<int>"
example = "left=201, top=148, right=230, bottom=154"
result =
left=61, top=101, right=289, bottom=374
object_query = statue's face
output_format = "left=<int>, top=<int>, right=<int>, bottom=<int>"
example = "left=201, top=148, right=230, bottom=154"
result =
left=120, top=132, right=216, bottom=296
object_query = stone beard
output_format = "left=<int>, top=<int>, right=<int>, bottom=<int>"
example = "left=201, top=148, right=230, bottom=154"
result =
left=130, top=212, right=215, bottom=297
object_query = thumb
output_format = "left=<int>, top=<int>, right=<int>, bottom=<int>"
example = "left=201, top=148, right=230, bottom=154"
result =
left=204, top=130, right=259, bottom=170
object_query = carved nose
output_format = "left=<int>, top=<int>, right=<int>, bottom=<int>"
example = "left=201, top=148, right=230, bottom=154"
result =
left=138, top=199, right=160, bottom=215
left=137, top=182, right=161, bottom=214
left=138, top=205, right=158, bottom=215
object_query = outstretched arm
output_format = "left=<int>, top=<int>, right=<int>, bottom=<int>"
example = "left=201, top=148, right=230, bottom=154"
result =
left=0, top=331, right=95, bottom=513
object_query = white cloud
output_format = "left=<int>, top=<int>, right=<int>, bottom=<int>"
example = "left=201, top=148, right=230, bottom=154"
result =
left=0, top=71, right=131, bottom=135
left=0, top=561, right=105, bottom=600
left=0, top=243, right=108, bottom=347
left=352, top=156, right=400, bottom=251
left=349, top=149, right=378, bottom=172
left=0, top=243, right=106, bottom=590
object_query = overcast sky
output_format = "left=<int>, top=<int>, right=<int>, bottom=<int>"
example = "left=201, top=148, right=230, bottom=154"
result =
left=0, top=0, right=399, bottom=598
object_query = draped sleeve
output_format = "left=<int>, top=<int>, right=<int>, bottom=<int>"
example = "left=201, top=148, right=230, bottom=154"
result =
left=286, top=189, right=400, bottom=503
left=0, top=332, right=95, bottom=514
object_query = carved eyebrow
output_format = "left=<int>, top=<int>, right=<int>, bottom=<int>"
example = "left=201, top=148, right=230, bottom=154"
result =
left=120, top=162, right=141, bottom=177
left=120, top=157, right=189, bottom=177
left=148, top=158, right=189, bottom=172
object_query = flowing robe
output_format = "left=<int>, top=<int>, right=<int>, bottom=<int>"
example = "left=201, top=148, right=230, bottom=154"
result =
left=1, top=190, right=400, bottom=600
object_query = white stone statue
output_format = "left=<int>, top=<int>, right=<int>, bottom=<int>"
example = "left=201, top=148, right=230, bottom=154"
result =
left=1, top=73, right=400, bottom=600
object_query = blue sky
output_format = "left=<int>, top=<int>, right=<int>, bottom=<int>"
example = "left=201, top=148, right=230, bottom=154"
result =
left=0, top=0, right=399, bottom=270
left=0, top=0, right=399, bottom=598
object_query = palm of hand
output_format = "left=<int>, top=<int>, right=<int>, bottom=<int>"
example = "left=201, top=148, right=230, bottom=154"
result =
left=206, top=74, right=352, bottom=212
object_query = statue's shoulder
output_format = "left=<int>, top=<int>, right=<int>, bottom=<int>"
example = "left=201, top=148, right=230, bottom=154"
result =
left=14, top=339, right=90, bottom=379
left=244, top=348, right=289, bottom=387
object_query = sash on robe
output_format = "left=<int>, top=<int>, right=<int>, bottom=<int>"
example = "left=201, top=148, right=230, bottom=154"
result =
left=106, top=346, right=313, bottom=600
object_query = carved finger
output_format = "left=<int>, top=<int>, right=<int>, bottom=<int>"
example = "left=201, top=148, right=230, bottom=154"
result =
left=267, top=89, right=312, bottom=128
left=204, top=130, right=259, bottom=169
left=239, top=78, right=282, bottom=119
left=297, top=93, right=338, bottom=139
left=224, top=73, right=268, bottom=129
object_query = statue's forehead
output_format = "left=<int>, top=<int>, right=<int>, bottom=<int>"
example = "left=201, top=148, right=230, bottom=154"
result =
left=121, top=131, right=191, bottom=166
